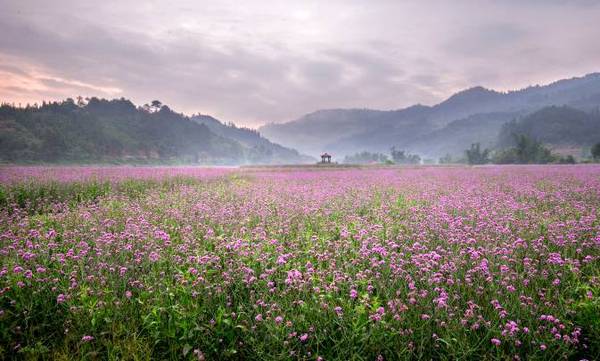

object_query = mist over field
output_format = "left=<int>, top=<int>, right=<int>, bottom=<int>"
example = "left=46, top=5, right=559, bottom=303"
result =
left=1, top=1, right=600, bottom=360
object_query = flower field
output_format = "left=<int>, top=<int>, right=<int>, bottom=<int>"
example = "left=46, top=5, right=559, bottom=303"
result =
left=0, top=165, right=599, bottom=360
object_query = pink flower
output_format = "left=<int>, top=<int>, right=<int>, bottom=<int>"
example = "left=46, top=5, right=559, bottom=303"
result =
left=255, top=314, right=263, bottom=322
left=370, top=313, right=383, bottom=322
left=275, top=316, right=284, bottom=324
left=148, top=252, right=160, bottom=262
left=277, top=255, right=287, bottom=265
left=154, top=229, right=170, bottom=243
left=299, top=333, right=308, bottom=342
left=194, top=349, right=205, bottom=361
left=350, top=289, right=358, bottom=299
left=57, top=294, right=66, bottom=304
left=491, top=338, right=501, bottom=346
left=81, top=335, right=94, bottom=342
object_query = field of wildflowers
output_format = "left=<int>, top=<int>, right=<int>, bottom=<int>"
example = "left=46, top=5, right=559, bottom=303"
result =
left=0, top=165, right=599, bottom=360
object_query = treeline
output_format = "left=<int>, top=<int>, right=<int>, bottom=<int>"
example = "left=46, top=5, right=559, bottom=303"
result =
left=344, top=135, right=600, bottom=166
left=343, top=151, right=390, bottom=164
left=343, top=147, right=421, bottom=165
left=461, top=135, right=586, bottom=165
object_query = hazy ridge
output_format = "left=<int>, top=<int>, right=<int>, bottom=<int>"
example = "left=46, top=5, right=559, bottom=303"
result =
left=260, top=73, right=600, bottom=159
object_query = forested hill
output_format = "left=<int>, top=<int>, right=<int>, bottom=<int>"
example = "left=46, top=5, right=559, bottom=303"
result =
left=498, top=106, right=600, bottom=148
left=0, top=98, right=312, bottom=164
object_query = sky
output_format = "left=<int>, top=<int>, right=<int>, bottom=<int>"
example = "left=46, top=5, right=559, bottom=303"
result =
left=1, top=0, right=599, bottom=128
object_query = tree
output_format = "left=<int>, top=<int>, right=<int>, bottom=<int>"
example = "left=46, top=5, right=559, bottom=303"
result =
left=151, top=100, right=162, bottom=112
left=439, top=153, right=454, bottom=164
left=142, top=100, right=163, bottom=113
left=465, top=143, right=490, bottom=165
left=493, top=134, right=556, bottom=164
left=514, top=134, right=555, bottom=163
left=390, top=147, right=420, bottom=164
left=343, top=151, right=389, bottom=164
left=76, top=96, right=87, bottom=107
left=592, top=142, right=600, bottom=160
left=558, top=155, right=576, bottom=164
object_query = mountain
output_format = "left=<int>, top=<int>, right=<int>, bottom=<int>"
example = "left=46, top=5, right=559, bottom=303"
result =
left=0, top=98, right=313, bottom=164
left=498, top=106, right=600, bottom=148
left=259, top=73, right=600, bottom=159
left=259, top=105, right=432, bottom=157
left=408, top=111, right=524, bottom=158
left=191, top=114, right=314, bottom=164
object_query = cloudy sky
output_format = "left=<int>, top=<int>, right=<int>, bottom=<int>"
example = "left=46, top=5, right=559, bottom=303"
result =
left=1, top=0, right=599, bottom=127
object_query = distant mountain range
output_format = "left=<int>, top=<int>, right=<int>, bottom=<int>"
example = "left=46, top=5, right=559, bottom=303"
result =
left=0, top=98, right=313, bottom=164
left=259, top=73, right=600, bottom=159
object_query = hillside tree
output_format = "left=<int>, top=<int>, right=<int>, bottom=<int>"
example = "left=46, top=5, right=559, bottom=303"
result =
left=592, top=142, right=600, bottom=160
left=465, top=143, right=490, bottom=164
left=390, top=147, right=420, bottom=164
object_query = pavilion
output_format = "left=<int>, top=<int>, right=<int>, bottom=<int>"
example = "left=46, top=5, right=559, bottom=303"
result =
left=320, top=153, right=332, bottom=164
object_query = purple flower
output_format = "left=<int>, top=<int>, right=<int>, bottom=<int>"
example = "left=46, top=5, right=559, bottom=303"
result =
left=148, top=252, right=160, bottom=262
left=154, top=230, right=170, bottom=243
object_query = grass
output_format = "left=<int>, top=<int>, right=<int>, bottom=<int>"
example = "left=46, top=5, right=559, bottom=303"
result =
left=0, top=176, right=205, bottom=214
